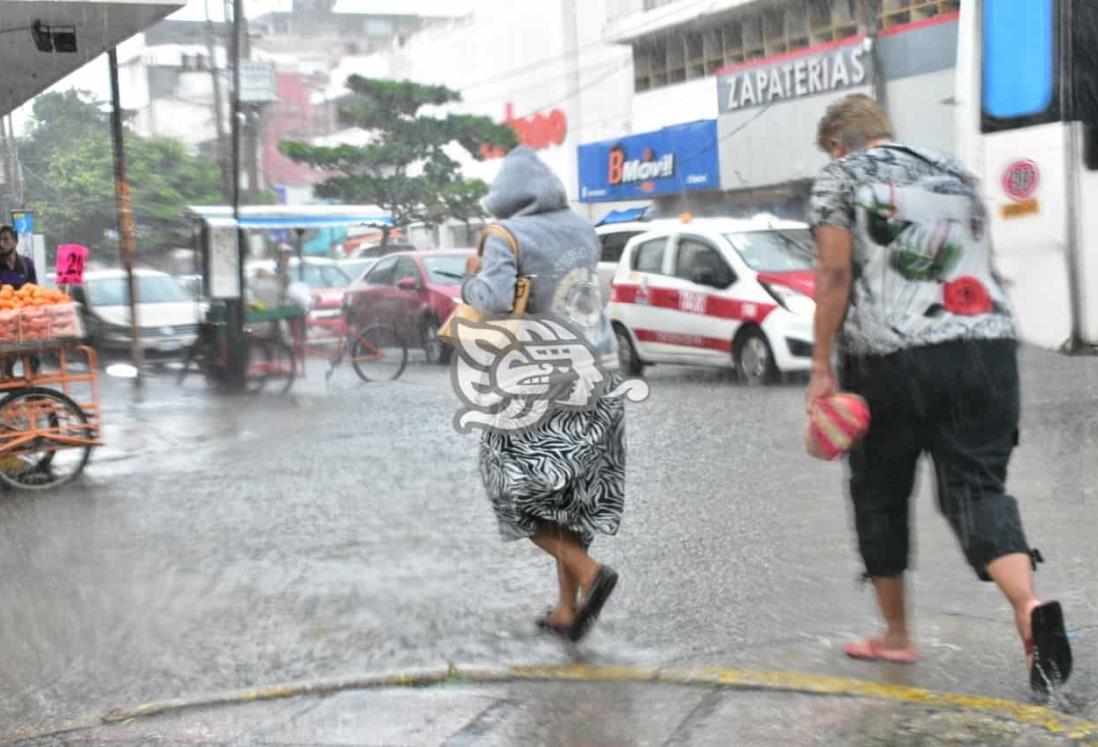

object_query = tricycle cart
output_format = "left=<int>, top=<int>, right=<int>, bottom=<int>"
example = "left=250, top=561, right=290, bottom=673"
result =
left=176, top=301, right=301, bottom=394
left=0, top=305, right=101, bottom=489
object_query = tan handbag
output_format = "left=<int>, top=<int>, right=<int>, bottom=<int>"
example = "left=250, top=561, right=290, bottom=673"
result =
left=437, top=224, right=532, bottom=344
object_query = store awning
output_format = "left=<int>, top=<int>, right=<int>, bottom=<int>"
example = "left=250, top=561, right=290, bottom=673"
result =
left=186, top=205, right=393, bottom=230
left=0, top=0, right=186, bottom=116
left=595, top=207, right=650, bottom=226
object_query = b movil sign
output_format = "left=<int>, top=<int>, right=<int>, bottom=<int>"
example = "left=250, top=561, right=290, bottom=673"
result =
left=577, top=120, right=720, bottom=203
left=718, top=38, right=873, bottom=113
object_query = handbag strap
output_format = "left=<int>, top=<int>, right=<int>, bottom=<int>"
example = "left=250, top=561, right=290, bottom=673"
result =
left=477, top=224, right=520, bottom=262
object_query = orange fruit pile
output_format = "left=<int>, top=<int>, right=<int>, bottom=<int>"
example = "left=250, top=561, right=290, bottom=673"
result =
left=0, top=284, right=71, bottom=310
left=0, top=284, right=80, bottom=344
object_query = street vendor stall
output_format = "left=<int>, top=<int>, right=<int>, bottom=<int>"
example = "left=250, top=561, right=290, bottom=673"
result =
left=177, top=206, right=405, bottom=391
left=0, top=282, right=100, bottom=489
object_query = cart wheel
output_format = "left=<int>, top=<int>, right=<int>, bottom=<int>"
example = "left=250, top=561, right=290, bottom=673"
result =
left=0, top=387, right=92, bottom=491
left=246, top=337, right=296, bottom=395
left=350, top=324, right=407, bottom=382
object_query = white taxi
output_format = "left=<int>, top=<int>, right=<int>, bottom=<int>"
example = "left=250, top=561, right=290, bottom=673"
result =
left=608, top=216, right=816, bottom=384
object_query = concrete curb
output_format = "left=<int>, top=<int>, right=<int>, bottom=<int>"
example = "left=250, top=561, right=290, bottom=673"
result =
left=3, top=663, right=1096, bottom=744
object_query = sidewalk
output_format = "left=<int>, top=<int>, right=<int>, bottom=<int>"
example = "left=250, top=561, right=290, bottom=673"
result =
left=8, top=665, right=1096, bottom=746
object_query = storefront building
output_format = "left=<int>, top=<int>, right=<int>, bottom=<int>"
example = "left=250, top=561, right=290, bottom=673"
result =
left=601, top=0, right=962, bottom=220
left=576, top=120, right=721, bottom=215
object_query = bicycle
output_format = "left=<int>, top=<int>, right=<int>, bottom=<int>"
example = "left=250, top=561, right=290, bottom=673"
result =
left=294, top=311, right=407, bottom=384
left=177, top=311, right=297, bottom=394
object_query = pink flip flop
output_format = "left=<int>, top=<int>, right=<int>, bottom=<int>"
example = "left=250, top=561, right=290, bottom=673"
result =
left=843, top=637, right=920, bottom=664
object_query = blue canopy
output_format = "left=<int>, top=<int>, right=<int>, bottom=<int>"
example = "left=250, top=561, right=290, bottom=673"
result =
left=595, top=207, right=649, bottom=226
left=187, top=205, right=392, bottom=230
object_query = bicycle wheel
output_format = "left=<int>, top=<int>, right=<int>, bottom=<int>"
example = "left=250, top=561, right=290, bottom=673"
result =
left=350, top=324, right=407, bottom=382
left=0, top=387, right=93, bottom=490
left=246, top=337, right=296, bottom=395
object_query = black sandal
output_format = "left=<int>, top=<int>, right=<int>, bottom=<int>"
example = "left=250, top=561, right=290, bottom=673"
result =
left=1029, top=600, right=1073, bottom=694
left=568, top=566, right=619, bottom=642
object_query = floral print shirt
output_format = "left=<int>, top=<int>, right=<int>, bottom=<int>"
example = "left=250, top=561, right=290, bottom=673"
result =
left=807, top=143, right=1017, bottom=356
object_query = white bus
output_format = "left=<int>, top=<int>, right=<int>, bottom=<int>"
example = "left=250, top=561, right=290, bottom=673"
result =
left=955, top=0, right=1098, bottom=351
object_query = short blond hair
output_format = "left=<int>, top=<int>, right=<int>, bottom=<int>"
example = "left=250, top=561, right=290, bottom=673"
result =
left=816, top=94, right=894, bottom=153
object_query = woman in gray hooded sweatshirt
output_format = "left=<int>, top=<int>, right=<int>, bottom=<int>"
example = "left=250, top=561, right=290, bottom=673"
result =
left=462, top=146, right=623, bottom=642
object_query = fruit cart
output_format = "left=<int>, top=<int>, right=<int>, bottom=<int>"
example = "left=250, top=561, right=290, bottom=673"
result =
left=0, top=283, right=100, bottom=490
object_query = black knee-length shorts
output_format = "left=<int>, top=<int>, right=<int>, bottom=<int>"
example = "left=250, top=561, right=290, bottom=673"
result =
left=839, top=338, right=1031, bottom=581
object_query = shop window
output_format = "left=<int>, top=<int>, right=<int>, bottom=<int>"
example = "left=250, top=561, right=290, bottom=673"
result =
left=721, top=20, right=744, bottom=67
left=784, top=3, right=810, bottom=50
left=668, top=34, right=687, bottom=83
left=763, top=8, right=787, bottom=56
left=807, top=0, right=834, bottom=41
left=742, top=13, right=765, bottom=61
left=882, top=0, right=961, bottom=30
left=686, top=30, right=705, bottom=78
left=651, top=37, right=668, bottom=87
left=629, top=0, right=873, bottom=93
left=633, top=43, right=653, bottom=92
left=704, top=27, right=724, bottom=74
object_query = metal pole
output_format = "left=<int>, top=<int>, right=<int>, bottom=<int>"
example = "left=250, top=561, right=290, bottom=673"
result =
left=294, top=227, right=304, bottom=281
left=860, top=0, right=889, bottom=112
left=223, top=0, right=247, bottom=391
left=108, top=49, right=144, bottom=388
left=203, top=0, right=231, bottom=201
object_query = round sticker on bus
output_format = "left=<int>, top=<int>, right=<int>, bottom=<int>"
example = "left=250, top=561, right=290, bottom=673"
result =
left=1002, top=159, right=1040, bottom=202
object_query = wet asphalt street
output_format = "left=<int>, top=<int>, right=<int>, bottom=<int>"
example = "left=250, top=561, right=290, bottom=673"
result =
left=0, top=347, right=1096, bottom=740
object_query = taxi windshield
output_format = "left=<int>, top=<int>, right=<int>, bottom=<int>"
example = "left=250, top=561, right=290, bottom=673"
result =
left=725, top=230, right=814, bottom=273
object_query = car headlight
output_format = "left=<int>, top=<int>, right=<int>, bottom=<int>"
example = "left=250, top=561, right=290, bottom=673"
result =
left=762, top=283, right=816, bottom=318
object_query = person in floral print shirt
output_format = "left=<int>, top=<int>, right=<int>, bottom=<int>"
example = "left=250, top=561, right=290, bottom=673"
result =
left=806, top=94, right=1072, bottom=694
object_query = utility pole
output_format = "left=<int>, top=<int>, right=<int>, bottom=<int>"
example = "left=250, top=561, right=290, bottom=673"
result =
left=240, top=12, right=260, bottom=199
left=205, top=0, right=231, bottom=201
left=108, top=49, right=144, bottom=388
left=860, top=0, right=889, bottom=112
left=5, top=116, right=23, bottom=208
left=223, top=0, right=247, bottom=391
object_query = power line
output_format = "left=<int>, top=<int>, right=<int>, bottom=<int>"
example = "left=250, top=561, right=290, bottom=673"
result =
left=442, top=0, right=720, bottom=93
left=457, top=56, right=627, bottom=109
left=516, top=59, right=634, bottom=119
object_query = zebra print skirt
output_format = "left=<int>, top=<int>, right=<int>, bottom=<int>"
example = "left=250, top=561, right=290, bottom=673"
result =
left=479, top=391, right=626, bottom=548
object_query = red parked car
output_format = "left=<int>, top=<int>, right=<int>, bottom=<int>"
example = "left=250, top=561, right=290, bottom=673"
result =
left=345, top=249, right=473, bottom=364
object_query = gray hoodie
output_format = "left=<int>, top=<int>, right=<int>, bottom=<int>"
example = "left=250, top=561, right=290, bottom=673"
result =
left=462, top=146, right=618, bottom=370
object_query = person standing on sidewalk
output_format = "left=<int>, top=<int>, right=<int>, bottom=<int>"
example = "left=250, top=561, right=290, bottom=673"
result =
left=0, top=226, right=36, bottom=289
left=462, top=146, right=622, bottom=642
left=805, top=94, right=1072, bottom=693
left=0, top=225, right=39, bottom=378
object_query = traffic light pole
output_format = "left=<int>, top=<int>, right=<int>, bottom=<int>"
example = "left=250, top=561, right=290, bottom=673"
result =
left=224, top=0, right=247, bottom=391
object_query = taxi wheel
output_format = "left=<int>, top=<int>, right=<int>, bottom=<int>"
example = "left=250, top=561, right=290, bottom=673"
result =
left=736, top=328, right=777, bottom=385
left=615, top=325, right=644, bottom=377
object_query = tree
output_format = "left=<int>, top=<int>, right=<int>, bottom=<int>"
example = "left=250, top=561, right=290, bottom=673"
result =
left=19, top=90, right=224, bottom=258
left=279, top=77, right=517, bottom=237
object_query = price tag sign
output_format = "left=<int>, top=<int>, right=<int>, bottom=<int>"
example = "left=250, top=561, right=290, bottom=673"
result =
left=56, top=244, right=89, bottom=285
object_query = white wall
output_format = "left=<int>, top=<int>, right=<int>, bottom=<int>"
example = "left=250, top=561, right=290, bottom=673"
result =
left=887, top=69, right=957, bottom=156
left=322, top=0, right=633, bottom=211
left=632, top=77, right=718, bottom=133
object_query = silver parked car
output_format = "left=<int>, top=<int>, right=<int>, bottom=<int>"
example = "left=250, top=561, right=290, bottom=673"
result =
left=70, top=269, right=202, bottom=356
